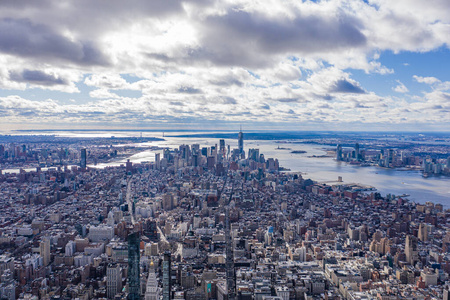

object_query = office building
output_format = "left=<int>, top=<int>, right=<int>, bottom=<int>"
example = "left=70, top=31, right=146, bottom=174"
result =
left=163, top=252, right=172, bottom=300
left=145, top=264, right=160, bottom=300
left=336, top=144, right=342, bottom=161
left=40, top=237, right=51, bottom=267
left=128, top=232, right=140, bottom=300
left=107, top=263, right=122, bottom=299
left=80, top=148, right=87, bottom=169
left=238, top=128, right=244, bottom=155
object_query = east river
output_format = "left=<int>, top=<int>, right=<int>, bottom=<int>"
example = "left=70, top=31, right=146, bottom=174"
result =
left=3, top=131, right=450, bottom=207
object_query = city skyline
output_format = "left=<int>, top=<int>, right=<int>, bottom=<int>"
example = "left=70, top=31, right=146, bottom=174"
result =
left=0, top=0, right=450, bottom=131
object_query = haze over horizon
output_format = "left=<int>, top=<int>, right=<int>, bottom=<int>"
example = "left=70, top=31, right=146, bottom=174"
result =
left=0, top=0, right=450, bottom=131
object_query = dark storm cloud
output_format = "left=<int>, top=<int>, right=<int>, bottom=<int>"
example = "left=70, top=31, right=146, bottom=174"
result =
left=9, top=69, right=68, bottom=86
left=0, top=18, right=108, bottom=66
left=0, top=1, right=186, bottom=35
left=144, top=9, right=366, bottom=69
left=331, top=79, right=366, bottom=94
left=186, top=10, right=366, bottom=67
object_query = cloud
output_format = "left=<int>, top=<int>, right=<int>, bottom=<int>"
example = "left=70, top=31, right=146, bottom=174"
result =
left=413, top=75, right=441, bottom=85
left=178, top=86, right=202, bottom=94
left=330, top=79, right=365, bottom=94
left=0, top=18, right=109, bottom=66
left=169, top=7, right=367, bottom=68
left=0, top=0, right=450, bottom=129
left=277, top=98, right=301, bottom=103
left=84, top=74, right=130, bottom=89
left=9, top=69, right=67, bottom=86
left=393, top=80, right=408, bottom=93
left=89, top=88, right=120, bottom=99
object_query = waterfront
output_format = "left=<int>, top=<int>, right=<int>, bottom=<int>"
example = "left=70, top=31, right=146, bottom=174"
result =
left=2, top=130, right=450, bottom=206
left=92, top=131, right=450, bottom=206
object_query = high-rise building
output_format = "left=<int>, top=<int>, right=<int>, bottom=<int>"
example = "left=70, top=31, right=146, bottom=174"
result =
left=155, top=153, right=161, bottom=170
left=405, top=235, right=418, bottom=265
left=248, top=148, right=259, bottom=161
left=144, top=220, right=158, bottom=242
left=219, top=139, right=225, bottom=153
left=336, top=144, right=342, bottom=161
left=163, top=252, right=172, bottom=300
left=418, top=223, right=428, bottom=242
left=80, top=148, right=87, bottom=169
left=225, top=207, right=236, bottom=300
left=126, top=159, right=133, bottom=173
left=355, top=143, right=360, bottom=161
left=40, top=237, right=51, bottom=266
left=128, top=232, right=140, bottom=300
left=107, top=263, right=122, bottom=299
left=145, top=263, right=160, bottom=300
left=238, top=128, right=244, bottom=155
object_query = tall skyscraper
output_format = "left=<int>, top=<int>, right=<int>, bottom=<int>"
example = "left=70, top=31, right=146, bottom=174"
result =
left=107, top=263, right=122, bottom=299
left=336, top=144, right=342, bottom=161
left=128, top=232, right=140, bottom=300
left=163, top=252, right=172, bottom=300
left=40, top=237, right=51, bottom=266
left=155, top=153, right=161, bottom=170
left=238, top=127, right=244, bottom=155
left=80, top=148, right=87, bottom=169
left=355, top=143, right=360, bottom=161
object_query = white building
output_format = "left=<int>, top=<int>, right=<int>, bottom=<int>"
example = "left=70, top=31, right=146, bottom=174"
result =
left=88, top=225, right=114, bottom=242
left=145, top=268, right=161, bottom=300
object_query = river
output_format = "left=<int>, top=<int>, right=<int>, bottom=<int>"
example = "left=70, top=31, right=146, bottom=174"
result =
left=2, top=130, right=450, bottom=207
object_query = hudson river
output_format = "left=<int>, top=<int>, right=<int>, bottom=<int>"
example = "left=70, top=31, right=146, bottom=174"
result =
left=3, top=130, right=450, bottom=207
left=92, top=131, right=449, bottom=207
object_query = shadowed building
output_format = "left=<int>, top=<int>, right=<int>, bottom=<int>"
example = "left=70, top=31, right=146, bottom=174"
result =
left=128, top=232, right=140, bottom=300
left=163, top=252, right=172, bottom=300
left=80, top=148, right=87, bottom=169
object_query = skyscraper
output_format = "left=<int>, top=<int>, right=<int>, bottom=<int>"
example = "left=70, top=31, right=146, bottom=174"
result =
left=145, top=262, right=160, bottom=300
left=80, top=148, right=87, bottom=169
left=355, top=143, right=360, bottom=161
left=336, top=144, right=342, bottom=161
left=163, top=252, right=171, bottom=300
left=40, top=237, right=51, bottom=266
left=107, top=263, right=122, bottom=299
left=225, top=207, right=236, bottom=300
left=144, top=220, right=158, bottom=242
left=418, top=223, right=428, bottom=242
left=238, top=127, right=244, bottom=155
left=405, top=235, right=418, bottom=265
left=128, top=232, right=140, bottom=300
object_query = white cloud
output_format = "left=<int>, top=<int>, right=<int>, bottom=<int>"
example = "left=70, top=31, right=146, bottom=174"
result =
left=413, top=75, right=441, bottom=85
left=393, top=80, right=408, bottom=93
left=0, top=0, right=449, bottom=128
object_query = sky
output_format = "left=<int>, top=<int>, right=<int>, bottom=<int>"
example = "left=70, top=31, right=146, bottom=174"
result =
left=0, top=0, right=449, bottom=132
